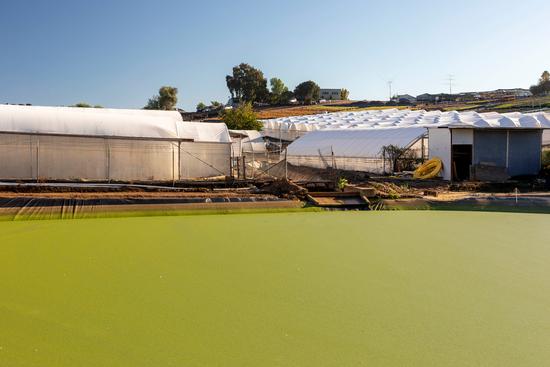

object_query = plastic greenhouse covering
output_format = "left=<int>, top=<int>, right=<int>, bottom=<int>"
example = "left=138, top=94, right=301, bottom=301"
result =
left=262, top=109, right=550, bottom=141
left=286, top=127, right=427, bottom=173
left=278, top=109, right=550, bottom=174
left=0, top=105, right=231, bottom=181
left=229, top=129, right=266, bottom=156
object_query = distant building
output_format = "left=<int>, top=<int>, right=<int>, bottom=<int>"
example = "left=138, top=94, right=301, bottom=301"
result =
left=392, top=94, right=417, bottom=104
left=458, top=92, right=482, bottom=101
left=506, top=89, right=533, bottom=98
left=478, top=88, right=533, bottom=100
left=319, top=89, right=341, bottom=101
left=416, top=94, right=437, bottom=103
left=417, top=93, right=458, bottom=103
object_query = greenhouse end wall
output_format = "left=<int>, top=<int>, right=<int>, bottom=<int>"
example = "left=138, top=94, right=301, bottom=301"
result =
left=0, top=133, right=230, bottom=181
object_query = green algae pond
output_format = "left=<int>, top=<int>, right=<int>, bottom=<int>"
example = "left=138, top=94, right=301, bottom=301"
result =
left=1, top=211, right=550, bottom=366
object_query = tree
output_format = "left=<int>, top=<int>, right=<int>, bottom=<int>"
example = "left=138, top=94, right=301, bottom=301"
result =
left=540, top=71, right=550, bottom=84
left=269, top=77, right=289, bottom=104
left=340, top=88, right=350, bottom=101
left=70, top=102, right=103, bottom=108
left=220, top=103, right=262, bottom=131
left=144, top=97, right=160, bottom=110
left=210, top=101, right=223, bottom=108
left=71, top=102, right=92, bottom=108
left=225, top=63, right=269, bottom=103
left=294, top=81, right=320, bottom=105
left=280, top=90, right=295, bottom=104
left=144, top=86, right=178, bottom=110
left=530, top=71, right=550, bottom=96
left=381, top=145, right=417, bottom=172
left=196, top=102, right=207, bottom=112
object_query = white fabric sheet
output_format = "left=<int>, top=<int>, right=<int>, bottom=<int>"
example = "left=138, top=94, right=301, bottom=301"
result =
left=287, top=127, right=427, bottom=158
left=0, top=104, right=231, bottom=143
left=262, top=109, right=550, bottom=140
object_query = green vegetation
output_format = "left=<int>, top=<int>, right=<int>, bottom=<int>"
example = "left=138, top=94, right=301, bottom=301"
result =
left=1, top=211, right=550, bottom=366
left=493, top=95, right=550, bottom=110
left=196, top=101, right=207, bottom=112
left=221, top=102, right=262, bottom=130
left=70, top=103, right=103, bottom=108
left=226, top=63, right=269, bottom=103
left=294, top=80, right=320, bottom=105
left=269, top=77, right=289, bottom=104
left=340, top=88, right=350, bottom=100
left=542, top=149, right=550, bottom=168
left=144, top=86, right=179, bottom=110
left=530, top=70, right=550, bottom=96
left=337, top=177, right=348, bottom=191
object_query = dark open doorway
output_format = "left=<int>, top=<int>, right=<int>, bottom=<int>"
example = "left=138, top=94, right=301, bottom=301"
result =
left=452, top=145, right=472, bottom=181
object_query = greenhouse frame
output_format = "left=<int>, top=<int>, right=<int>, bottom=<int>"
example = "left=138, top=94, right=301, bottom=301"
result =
left=0, top=105, right=232, bottom=182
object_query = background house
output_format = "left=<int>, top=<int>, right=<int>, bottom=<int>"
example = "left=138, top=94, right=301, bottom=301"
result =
left=319, top=89, right=341, bottom=101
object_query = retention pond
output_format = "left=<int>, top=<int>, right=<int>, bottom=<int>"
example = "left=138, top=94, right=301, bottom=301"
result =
left=1, top=211, right=550, bottom=366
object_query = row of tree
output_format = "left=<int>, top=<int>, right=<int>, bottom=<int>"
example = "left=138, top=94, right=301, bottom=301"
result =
left=530, top=71, right=550, bottom=96
left=89, top=63, right=348, bottom=112
left=226, top=63, right=349, bottom=106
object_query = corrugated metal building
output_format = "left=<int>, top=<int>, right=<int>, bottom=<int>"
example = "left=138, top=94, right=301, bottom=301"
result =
left=429, top=128, right=543, bottom=181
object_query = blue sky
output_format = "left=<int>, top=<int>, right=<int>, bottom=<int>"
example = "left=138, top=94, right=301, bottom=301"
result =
left=1, top=0, right=549, bottom=111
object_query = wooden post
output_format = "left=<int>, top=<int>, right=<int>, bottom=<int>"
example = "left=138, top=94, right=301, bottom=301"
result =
left=171, top=142, right=176, bottom=186
left=382, top=148, right=386, bottom=174
left=36, top=137, right=40, bottom=182
left=106, top=138, right=111, bottom=183
left=284, top=148, right=288, bottom=180
left=178, top=141, right=181, bottom=181
left=252, top=150, right=255, bottom=179
left=421, top=136, right=425, bottom=162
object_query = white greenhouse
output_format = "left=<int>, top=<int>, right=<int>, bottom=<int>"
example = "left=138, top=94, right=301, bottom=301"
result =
left=275, top=109, right=550, bottom=176
left=229, top=129, right=267, bottom=157
left=0, top=104, right=232, bottom=182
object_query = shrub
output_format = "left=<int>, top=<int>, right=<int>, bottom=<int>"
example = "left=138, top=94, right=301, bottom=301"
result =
left=221, top=103, right=262, bottom=131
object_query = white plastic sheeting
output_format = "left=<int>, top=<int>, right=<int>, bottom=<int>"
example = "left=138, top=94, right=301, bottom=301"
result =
left=0, top=105, right=231, bottom=181
left=286, top=127, right=427, bottom=173
left=263, top=109, right=550, bottom=140
left=287, top=127, right=426, bottom=158
left=0, top=104, right=231, bottom=142
left=229, top=130, right=266, bottom=156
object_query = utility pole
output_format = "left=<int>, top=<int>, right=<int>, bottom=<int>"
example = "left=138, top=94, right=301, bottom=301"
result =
left=447, top=75, right=455, bottom=95
left=387, top=81, right=393, bottom=101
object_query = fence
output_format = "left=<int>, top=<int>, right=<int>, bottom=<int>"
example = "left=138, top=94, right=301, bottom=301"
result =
left=0, top=132, right=231, bottom=182
left=232, top=135, right=429, bottom=180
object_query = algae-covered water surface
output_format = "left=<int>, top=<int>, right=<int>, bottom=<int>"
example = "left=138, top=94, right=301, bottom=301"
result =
left=1, top=211, right=550, bottom=366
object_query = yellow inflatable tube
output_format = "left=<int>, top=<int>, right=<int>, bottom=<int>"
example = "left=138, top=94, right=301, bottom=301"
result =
left=413, top=158, right=443, bottom=180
